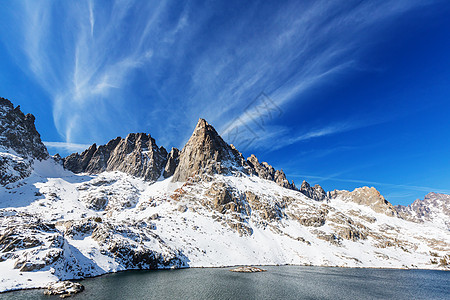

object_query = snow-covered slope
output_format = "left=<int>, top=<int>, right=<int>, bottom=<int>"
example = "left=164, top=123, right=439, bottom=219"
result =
left=0, top=161, right=449, bottom=292
left=0, top=99, right=449, bottom=293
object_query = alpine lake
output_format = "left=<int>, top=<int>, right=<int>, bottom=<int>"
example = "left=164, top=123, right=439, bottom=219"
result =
left=1, top=265, right=448, bottom=299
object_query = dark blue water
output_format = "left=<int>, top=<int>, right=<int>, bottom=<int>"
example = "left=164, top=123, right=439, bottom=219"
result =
left=1, top=266, right=448, bottom=299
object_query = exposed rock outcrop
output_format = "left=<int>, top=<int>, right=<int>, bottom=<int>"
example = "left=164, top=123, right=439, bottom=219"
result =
left=2, top=101, right=450, bottom=294
left=163, top=147, right=180, bottom=178
left=0, top=154, right=32, bottom=186
left=0, top=98, right=49, bottom=185
left=299, top=181, right=327, bottom=201
left=395, top=192, right=450, bottom=230
left=64, top=133, right=168, bottom=181
left=0, top=97, right=48, bottom=160
left=172, top=119, right=246, bottom=182
left=63, top=118, right=300, bottom=193
left=246, top=154, right=296, bottom=190
left=328, top=186, right=397, bottom=216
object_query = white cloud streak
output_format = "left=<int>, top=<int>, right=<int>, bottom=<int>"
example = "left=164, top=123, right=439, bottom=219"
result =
left=11, top=1, right=169, bottom=143
left=43, top=141, right=90, bottom=153
left=0, top=0, right=438, bottom=150
left=291, top=174, right=450, bottom=195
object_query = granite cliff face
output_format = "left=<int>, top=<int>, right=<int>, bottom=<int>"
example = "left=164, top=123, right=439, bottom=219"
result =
left=64, top=118, right=301, bottom=193
left=300, top=181, right=328, bottom=201
left=163, top=148, right=180, bottom=178
left=246, top=154, right=296, bottom=190
left=168, top=119, right=302, bottom=192
left=0, top=97, right=48, bottom=185
left=0, top=98, right=48, bottom=160
left=172, top=119, right=246, bottom=182
left=64, top=133, right=170, bottom=182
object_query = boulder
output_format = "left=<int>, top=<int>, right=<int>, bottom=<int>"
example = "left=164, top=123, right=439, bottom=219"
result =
left=44, top=281, right=84, bottom=298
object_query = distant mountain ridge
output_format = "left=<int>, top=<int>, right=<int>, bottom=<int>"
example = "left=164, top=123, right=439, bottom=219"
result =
left=0, top=97, right=449, bottom=293
left=396, top=192, right=450, bottom=230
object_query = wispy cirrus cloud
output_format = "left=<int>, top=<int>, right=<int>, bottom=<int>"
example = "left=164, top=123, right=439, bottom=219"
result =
left=0, top=0, right=438, bottom=151
left=291, top=173, right=450, bottom=195
left=245, top=116, right=390, bottom=152
left=211, top=0, right=435, bottom=149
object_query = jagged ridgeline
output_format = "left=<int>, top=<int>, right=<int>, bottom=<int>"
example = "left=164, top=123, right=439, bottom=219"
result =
left=0, top=97, right=449, bottom=294
left=63, top=118, right=326, bottom=200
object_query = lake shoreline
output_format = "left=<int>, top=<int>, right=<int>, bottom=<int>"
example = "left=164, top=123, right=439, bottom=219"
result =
left=0, top=263, right=447, bottom=295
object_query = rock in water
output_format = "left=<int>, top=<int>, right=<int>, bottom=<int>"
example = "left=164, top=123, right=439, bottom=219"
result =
left=230, top=266, right=267, bottom=273
left=44, top=281, right=84, bottom=298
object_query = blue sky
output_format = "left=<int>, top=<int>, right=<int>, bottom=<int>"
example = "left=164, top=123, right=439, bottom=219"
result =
left=1, top=0, right=450, bottom=205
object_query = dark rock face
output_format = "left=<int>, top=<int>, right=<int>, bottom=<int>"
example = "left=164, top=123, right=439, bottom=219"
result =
left=0, top=97, right=49, bottom=185
left=163, top=148, right=179, bottom=178
left=170, top=119, right=299, bottom=191
left=172, top=119, right=246, bottom=182
left=88, top=220, right=187, bottom=269
left=247, top=154, right=275, bottom=181
left=246, top=154, right=295, bottom=190
left=300, top=181, right=327, bottom=201
left=64, top=133, right=168, bottom=181
left=0, top=97, right=48, bottom=160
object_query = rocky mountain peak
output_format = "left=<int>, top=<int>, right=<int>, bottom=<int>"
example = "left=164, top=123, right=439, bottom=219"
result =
left=329, top=186, right=397, bottom=216
left=395, top=192, right=450, bottom=229
left=0, top=97, right=49, bottom=185
left=62, top=117, right=307, bottom=194
left=64, top=132, right=169, bottom=181
left=171, top=118, right=245, bottom=182
left=299, top=180, right=327, bottom=201
left=0, top=97, right=48, bottom=160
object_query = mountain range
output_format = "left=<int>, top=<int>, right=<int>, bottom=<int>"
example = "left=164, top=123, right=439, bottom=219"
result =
left=0, top=97, right=448, bottom=292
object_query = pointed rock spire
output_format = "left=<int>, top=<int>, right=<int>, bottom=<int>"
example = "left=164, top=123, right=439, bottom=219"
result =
left=172, top=118, right=245, bottom=182
left=299, top=180, right=327, bottom=201
left=246, top=154, right=296, bottom=190
left=0, top=97, right=48, bottom=160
